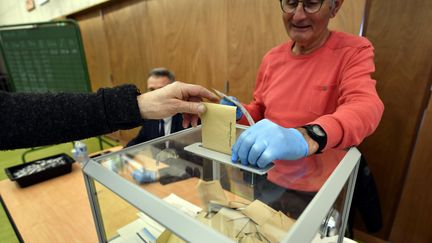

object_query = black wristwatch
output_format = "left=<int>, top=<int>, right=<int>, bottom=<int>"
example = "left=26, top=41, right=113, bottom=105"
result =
left=302, top=124, right=327, bottom=154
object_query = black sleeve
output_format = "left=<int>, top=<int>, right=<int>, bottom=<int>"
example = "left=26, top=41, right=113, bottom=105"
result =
left=0, top=84, right=143, bottom=150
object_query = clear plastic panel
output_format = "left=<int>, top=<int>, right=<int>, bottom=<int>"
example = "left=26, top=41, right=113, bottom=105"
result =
left=90, top=125, right=350, bottom=242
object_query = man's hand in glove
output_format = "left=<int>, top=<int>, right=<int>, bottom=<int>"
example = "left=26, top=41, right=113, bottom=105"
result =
left=231, top=119, right=309, bottom=168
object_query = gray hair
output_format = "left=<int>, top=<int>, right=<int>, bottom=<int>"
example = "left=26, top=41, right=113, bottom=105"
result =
left=148, top=67, right=175, bottom=82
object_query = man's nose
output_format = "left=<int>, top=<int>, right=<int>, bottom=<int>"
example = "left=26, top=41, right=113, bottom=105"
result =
left=292, top=3, right=307, bottom=21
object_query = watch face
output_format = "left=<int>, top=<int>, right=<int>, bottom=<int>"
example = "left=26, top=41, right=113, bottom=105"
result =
left=312, top=125, right=325, bottom=137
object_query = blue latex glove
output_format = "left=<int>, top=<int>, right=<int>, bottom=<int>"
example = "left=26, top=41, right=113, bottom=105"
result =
left=132, top=169, right=158, bottom=184
left=220, top=96, right=243, bottom=120
left=232, top=119, right=309, bottom=168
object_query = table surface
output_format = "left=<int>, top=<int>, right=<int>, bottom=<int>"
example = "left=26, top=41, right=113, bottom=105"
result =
left=0, top=162, right=98, bottom=243
left=0, top=146, right=125, bottom=243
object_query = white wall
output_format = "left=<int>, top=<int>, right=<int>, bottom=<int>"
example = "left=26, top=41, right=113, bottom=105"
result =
left=0, top=0, right=110, bottom=26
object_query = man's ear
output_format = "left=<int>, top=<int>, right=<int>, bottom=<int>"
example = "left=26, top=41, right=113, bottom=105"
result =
left=330, top=0, right=344, bottom=18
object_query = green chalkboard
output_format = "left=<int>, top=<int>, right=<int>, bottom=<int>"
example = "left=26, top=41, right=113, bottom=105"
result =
left=0, top=20, right=91, bottom=93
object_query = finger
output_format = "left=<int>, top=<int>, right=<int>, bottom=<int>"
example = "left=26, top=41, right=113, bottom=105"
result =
left=231, top=130, right=249, bottom=162
left=188, top=95, right=203, bottom=103
left=238, top=133, right=255, bottom=166
left=256, top=149, right=275, bottom=168
left=190, top=115, right=199, bottom=127
left=182, top=114, right=191, bottom=128
left=176, top=101, right=206, bottom=115
left=179, top=82, right=219, bottom=102
left=248, top=141, right=267, bottom=167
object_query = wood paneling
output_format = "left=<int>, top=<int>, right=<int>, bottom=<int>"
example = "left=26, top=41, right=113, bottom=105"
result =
left=390, top=75, right=432, bottom=242
left=360, top=0, right=432, bottom=239
left=75, top=11, right=112, bottom=91
left=227, top=0, right=286, bottom=102
left=133, top=0, right=228, bottom=90
left=328, top=0, right=366, bottom=35
left=102, top=0, right=147, bottom=89
left=354, top=229, right=390, bottom=243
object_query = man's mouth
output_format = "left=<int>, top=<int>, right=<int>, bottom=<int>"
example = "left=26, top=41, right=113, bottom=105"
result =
left=291, top=23, right=311, bottom=29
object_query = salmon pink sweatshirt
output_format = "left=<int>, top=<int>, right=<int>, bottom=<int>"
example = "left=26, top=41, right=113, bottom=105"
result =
left=239, top=31, right=384, bottom=191
left=240, top=31, right=384, bottom=151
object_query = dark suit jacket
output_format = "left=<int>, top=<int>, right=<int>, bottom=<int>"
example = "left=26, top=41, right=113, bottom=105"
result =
left=126, top=113, right=184, bottom=147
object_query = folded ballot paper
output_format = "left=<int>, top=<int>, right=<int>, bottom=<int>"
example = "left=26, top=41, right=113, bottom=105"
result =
left=196, top=180, right=296, bottom=242
left=115, top=180, right=294, bottom=242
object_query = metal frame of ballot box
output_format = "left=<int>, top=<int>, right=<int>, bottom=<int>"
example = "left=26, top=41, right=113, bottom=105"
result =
left=81, top=125, right=360, bottom=243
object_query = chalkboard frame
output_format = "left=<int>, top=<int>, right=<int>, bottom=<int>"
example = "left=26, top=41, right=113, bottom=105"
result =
left=0, top=19, right=92, bottom=93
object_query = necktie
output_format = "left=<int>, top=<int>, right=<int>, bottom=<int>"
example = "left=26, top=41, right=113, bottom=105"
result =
left=159, top=119, right=165, bottom=136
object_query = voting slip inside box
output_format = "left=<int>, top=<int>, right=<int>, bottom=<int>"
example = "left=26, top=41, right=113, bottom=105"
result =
left=4, top=153, right=75, bottom=188
left=115, top=180, right=295, bottom=243
left=196, top=180, right=296, bottom=242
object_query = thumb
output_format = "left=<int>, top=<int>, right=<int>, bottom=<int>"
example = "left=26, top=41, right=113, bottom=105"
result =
left=177, top=101, right=206, bottom=115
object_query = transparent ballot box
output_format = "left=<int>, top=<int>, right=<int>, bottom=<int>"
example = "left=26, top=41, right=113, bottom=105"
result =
left=82, top=125, right=360, bottom=243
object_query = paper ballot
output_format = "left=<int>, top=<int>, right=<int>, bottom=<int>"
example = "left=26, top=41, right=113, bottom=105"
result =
left=200, top=102, right=236, bottom=155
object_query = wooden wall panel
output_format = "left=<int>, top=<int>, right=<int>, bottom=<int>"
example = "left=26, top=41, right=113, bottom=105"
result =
left=75, top=11, right=112, bottom=91
left=359, top=0, right=432, bottom=239
left=390, top=88, right=432, bottom=242
left=134, top=0, right=228, bottom=90
left=328, top=0, right=366, bottom=35
left=102, top=0, right=147, bottom=90
left=227, top=0, right=286, bottom=102
left=101, top=0, right=148, bottom=143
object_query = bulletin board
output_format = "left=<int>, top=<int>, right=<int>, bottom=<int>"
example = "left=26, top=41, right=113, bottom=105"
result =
left=0, top=20, right=91, bottom=93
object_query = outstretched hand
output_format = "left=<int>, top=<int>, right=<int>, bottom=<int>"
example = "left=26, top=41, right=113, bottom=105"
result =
left=137, top=81, right=218, bottom=127
left=232, top=119, right=309, bottom=168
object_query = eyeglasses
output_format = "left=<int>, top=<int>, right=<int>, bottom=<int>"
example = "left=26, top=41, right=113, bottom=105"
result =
left=280, top=0, right=325, bottom=14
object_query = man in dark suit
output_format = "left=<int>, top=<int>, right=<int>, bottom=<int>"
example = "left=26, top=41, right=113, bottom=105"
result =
left=126, top=68, right=185, bottom=147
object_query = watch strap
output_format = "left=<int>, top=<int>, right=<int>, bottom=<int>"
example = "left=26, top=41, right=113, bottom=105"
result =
left=302, top=124, right=327, bottom=154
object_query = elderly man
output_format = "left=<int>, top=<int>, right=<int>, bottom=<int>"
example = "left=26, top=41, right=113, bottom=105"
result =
left=222, top=0, right=384, bottom=217
left=127, top=68, right=186, bottom=147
